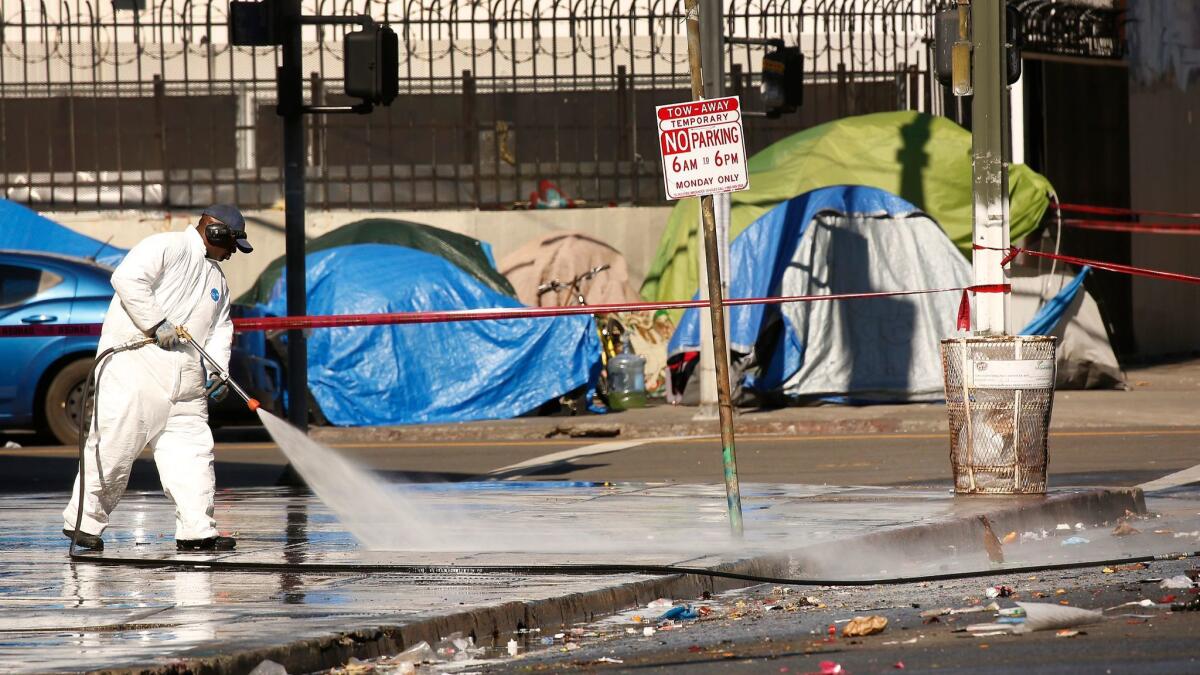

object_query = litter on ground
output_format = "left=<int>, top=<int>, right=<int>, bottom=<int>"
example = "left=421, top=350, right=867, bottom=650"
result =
left=842, top=616, right=888, bottom=637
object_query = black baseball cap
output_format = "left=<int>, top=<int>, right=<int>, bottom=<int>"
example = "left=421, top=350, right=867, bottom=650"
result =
left=202, top=204, right=253, bottom=253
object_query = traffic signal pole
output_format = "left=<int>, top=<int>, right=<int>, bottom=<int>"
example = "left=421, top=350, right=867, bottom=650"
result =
left=970, top=0, right=1011, bottom=336
left=232, top=0, right=385, bottom=431
left=277, top=0, right=309, bottom=430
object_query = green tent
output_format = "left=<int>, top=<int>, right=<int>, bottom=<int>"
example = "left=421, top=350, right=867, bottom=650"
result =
left=237, top=218, right=516, bottom=305
left=640, top=111, right=1055, bottom=308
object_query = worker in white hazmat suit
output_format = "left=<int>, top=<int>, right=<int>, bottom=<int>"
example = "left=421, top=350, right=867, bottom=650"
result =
left=63, top=205, right=253, bottom=552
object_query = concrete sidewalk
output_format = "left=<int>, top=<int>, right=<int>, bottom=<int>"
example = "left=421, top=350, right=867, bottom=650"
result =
left=310, top=359, right=1200, bottom=444
left=0, top=481, right=1164, bottom=674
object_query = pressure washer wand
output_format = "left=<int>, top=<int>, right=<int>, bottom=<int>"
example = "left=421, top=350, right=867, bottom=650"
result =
left=176, top=327, right=261, bottom=411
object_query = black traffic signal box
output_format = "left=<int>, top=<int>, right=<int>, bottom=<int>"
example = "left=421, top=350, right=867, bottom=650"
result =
left=345, top=25, right=399, bottom=106
left=761, top=46, right=803, bottom=118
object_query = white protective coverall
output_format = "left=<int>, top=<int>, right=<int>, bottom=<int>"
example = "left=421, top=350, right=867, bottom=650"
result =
left=63, top=227, right=233, bottom=541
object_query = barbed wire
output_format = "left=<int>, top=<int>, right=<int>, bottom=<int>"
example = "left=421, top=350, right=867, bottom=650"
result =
left=0, top=0, right=1113, bottom=86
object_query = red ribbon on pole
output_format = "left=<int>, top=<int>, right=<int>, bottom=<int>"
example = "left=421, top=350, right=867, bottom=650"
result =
left=969, top=284, right=1011, bottom=293
left=956, top=290, right=970, bottom=331
left=953, top=284, right=1009, bottom=332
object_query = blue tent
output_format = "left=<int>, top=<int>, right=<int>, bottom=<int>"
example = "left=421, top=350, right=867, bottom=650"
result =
left=671, top=186, right=928, bottom=355
left=0, top=200, right=127, bottom=266
left=670, top=185, right=1098, bottom=401
left=260, top=243, right=601, bottom=426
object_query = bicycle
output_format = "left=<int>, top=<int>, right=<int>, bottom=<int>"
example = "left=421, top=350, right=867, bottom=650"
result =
left=537, top=264, right=626, bottom=411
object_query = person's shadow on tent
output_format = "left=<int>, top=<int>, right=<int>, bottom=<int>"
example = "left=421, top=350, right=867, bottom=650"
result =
left=897, top=114, right=932, bottom=211
left=813, top=217, right=917, bottom=400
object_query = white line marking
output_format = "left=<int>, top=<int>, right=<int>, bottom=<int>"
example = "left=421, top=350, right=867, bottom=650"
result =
left=486, top=436, right=698, bottom=480
left=1137, top=463, right=1200, bottom=492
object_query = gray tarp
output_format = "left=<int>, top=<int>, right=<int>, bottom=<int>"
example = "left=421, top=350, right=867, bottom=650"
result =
left=774, top=211, right=970, bottom=401
left=774, top=219, right=1125, bottom=397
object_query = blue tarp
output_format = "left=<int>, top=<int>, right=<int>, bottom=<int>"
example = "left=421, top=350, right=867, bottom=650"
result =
left=1020, top=266, right=1092, bottom=335
left=259, top=243, right=601, bottom=426
left=0, top=200, right=127, bottom=267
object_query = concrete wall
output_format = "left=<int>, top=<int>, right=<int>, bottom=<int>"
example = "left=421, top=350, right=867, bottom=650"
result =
left=1128, top=82, right=1200, bottom=357
left=48, top=206, right=674, bottom=300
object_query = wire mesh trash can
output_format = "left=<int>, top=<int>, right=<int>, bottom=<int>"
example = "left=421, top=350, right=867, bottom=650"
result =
left=940, top=336, right=1058, bottom=494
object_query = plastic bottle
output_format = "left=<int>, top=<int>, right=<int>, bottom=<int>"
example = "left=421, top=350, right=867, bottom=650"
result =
left=606, top=337, right=647, bottom=410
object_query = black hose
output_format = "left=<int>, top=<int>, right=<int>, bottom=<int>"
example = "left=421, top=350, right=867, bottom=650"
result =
left=67, top=346, right=112, bottom=557
left=66, top=547, right=1200, bottom=587
left=69, top=339, right=153, bottom=558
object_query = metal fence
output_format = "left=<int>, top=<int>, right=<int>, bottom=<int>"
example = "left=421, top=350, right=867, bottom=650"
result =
left=0, top=0, right=1121, bottom=211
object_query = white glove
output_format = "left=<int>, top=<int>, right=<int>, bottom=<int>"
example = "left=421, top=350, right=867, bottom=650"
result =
left=153, top=321, right=180, bottom=350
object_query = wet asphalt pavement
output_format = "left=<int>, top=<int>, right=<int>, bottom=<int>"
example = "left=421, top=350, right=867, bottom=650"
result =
left=4, top=481, right=1194, bottom=673
left=0, top=359, right=1196, bottom=672
left=0, top=481, right=1059, bottom=673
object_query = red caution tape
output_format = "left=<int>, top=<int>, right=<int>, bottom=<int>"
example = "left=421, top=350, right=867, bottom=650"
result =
left=953, top=285, right=1011, bottom=331
left=1064, top=219, right=1200, bottom=235
left=0, top=323, right=103, bottom=338
left=0, top=285, right=987, bottom=338
left=975, top=245, right=1200, bottom=286
left=1059, top=203, right=1200, bottom=221
left=231, top=287, right=966, bottom=332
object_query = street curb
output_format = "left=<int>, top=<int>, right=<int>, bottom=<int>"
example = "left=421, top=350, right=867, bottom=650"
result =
left=96, top=486, right=1144, bottom=675
left=309, top=415, right=944, bottom=444
left=789, top=487, right=1146, bottom=578
left=101, top=558, right=787, bottom=675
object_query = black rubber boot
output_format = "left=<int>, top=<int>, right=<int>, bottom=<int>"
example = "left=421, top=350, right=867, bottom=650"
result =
left=63, top=528, right=104, bottom=551
left=176, top=535, right=236, bottom=552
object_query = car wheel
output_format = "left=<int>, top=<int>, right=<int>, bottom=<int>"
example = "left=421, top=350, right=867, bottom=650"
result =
left=43, top=359, right=93, bottom=446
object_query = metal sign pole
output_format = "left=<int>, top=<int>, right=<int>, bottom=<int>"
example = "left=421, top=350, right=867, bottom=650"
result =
left=684, top=0, right=744, bottom=537
left=693, top=0, right=728, bottom=423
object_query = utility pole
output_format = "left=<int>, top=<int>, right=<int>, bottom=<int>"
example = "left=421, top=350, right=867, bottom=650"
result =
left=684, top=0, right=744, bottom=537
left=970, top=0, right=1011, bottom=335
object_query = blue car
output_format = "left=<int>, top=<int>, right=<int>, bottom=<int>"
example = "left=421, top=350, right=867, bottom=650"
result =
left=0, top=250, right=280, bottom=445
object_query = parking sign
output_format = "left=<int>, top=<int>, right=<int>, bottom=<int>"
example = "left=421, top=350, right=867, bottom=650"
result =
left=656, top=96, right=749, bottom=201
